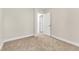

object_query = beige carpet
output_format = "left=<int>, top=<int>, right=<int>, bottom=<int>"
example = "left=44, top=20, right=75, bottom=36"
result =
left=1, top=34, right=79, bottom=51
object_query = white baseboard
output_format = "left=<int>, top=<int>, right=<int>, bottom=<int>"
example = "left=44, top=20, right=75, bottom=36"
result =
left=0, top=42, right=4, bottom=50
left=52, top=35, right=79, bottom=47
left=0, top=34, right=34, bottom=50
left=1, top=34, right=79, bottom=50
left=3, top=34, right=34, bottom=43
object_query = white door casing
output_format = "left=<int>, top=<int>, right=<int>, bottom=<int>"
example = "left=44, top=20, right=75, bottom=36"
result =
left=34, top=8, right=52, bottom=36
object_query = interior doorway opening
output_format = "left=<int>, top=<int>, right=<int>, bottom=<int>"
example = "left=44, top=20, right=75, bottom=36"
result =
left=34, top=8, right=52, bottom=36
left=36, top=9, right=52, bottom=36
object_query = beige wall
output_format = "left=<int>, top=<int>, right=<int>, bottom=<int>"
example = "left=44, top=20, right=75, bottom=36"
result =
left=2, top=8, right=34, bottom=41
left=1, top=8, right=79, bottom=45
left=67, top=9, right=79, bottom=43
left=52, top=8, right=68, bottom=38
left=0, top=9, right=3, bottom=41
left=52, top=8, right=79, bottom=44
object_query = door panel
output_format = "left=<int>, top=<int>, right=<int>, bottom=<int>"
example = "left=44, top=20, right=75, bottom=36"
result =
left=43, top=13, right=50, bottom=35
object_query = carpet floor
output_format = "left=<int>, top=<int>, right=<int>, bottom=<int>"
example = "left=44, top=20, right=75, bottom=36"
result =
left=1, top=34, right=79, bottom=51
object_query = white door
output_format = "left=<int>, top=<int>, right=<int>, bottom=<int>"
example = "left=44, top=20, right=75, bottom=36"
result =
left=35, top=9, right=52, bottom=36
left=43, top=13, right=51, bottom=35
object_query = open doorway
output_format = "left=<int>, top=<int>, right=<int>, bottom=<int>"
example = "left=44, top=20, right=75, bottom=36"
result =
left=34, top=8, right=52, bottom=36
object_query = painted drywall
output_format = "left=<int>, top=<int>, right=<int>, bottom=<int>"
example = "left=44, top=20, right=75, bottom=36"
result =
left=0, top=9, right=2, bottom=40
left=52, top=8, right=79, bottom=45
left=2, top=8, right=34, bottom=41
left=34, top=9, right=39, bottom=34
left=67, top=9, right=79, bottom=44
left=0, top=9, right=3, bottom=42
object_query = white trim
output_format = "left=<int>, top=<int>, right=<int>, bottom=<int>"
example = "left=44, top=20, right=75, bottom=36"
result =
left=0, top=34, right=33, bottom=50
left=1, top=34, right=79, bottom=50
left=52, top=35, right=79, bottom=47
left=3, top=34, right=34, bottom=43
left=0, top=42, right=4, bottom=50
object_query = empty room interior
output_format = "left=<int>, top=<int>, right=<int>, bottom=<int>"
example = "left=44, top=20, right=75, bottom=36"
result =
left=0, top=8, right=79, bottom=51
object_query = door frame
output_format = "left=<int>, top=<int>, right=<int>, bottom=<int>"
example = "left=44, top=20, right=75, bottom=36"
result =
left=33, top=8, right=53, bottom=36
